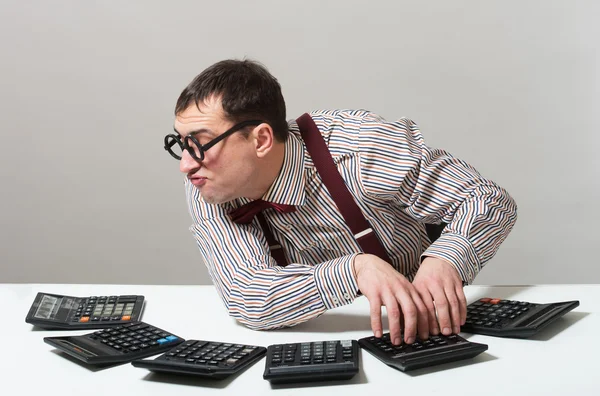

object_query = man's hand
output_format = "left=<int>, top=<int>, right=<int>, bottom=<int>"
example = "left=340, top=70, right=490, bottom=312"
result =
left=353, top=254, right=429, bottom=345
left=412, top=257, right=467, bottom=336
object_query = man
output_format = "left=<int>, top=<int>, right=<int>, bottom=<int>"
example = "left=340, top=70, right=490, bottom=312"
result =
left=166, top=59, right=517, bottom=346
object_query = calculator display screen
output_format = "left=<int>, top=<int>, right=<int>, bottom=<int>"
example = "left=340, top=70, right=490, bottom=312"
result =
left=34, top=295, right=62, bottom=319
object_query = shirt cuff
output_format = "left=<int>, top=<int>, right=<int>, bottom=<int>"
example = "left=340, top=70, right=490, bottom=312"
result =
left=314, top=254, right=361, bottom=309
left=421, top=233, right=481, bottom=284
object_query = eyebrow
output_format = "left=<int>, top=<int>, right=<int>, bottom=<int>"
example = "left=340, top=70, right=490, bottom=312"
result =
left=172, top=127, right=214, bottom=137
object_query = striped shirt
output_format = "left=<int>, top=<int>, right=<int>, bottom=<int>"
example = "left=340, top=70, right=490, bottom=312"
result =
left=184, top=109, right=518, bottom=330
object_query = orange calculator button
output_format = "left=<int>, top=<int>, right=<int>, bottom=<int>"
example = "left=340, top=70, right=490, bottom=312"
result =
left=490, top=298, right=502, bottom=304
left=479, top=298, right=491, bottom=303
left=79, top=316, right=90, bottom=322
left=121, top=315, right=131, bottom=321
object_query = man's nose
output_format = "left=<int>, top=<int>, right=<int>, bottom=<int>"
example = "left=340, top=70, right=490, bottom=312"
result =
left=179, top=149, right=201, bottom=173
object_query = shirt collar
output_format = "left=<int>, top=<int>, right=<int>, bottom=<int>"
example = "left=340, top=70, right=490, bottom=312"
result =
left=258, top=128, right=306, bottom=206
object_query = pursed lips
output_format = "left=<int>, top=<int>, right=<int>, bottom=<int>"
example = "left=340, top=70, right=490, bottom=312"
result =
left=188, top=175, right=207, bottom=186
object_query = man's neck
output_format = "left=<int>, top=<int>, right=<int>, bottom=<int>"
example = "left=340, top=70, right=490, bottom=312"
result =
left=245, top=140, right=286, bottom=200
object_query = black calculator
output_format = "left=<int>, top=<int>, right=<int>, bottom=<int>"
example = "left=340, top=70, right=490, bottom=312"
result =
left=461, top=297, right=580, bottom=338
left=358, top=333, right=487, bottom=372
left=132, top=339, right=267, bottom=380
left=263, top=340, right=359, bottom=384
left=44, top=321, right=183, bottom=365
left=26, top=292, right=145, bottom=330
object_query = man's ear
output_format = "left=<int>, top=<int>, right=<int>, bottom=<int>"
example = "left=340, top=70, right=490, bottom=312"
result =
left=253, top=123, right=275, bottom=158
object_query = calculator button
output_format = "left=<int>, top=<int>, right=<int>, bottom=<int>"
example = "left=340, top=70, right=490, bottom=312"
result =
left=79, top=316, right=90, bottom=322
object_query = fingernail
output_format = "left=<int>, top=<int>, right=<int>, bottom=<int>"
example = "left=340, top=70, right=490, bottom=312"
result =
left=375, top=331, right=382, bottom=338
left=443, top=327, right=451, bottom=334
left=453, top=327, right=460, bottom=334
left=394, top=338, right=401, bottom=345
left=406, top=337, right=415, bottom=344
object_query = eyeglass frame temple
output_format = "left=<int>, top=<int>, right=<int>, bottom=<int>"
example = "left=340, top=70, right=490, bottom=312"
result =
left=165, top=119, right=265, bottom=161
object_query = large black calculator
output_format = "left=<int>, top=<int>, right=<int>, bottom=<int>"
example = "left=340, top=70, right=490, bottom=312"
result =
left=26, top=292, right=145, bottom=329
left=358, top=333, right=487, bottom=372
left=132, top=339, right=267, bottom=380
left=263, top=340, right=359, bottom=384
left=44, top=321, right=184, bottom=365
left=461, top=297, right=580, bottom=338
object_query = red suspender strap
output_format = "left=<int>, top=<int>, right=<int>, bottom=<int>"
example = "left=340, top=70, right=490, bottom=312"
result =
left=256, top=213, right=289, bottom=267
left=296, top=113, right=392, bottom=263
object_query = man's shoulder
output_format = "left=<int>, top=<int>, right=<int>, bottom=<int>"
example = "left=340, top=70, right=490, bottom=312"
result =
left=288, top=109, right=418, bottom=139
left=304, top=109, right=416, bottom=127
left=288, top=109, right=373, bottom=138
left=302, top=109, right=414, bottom=129
left=306, top=109, right=373, bottom=122
left=295, top=109, right=377, bottom=136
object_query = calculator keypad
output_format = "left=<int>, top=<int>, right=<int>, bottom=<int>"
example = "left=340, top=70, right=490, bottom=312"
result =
left=269, top=340, right=354, bottom=367
left=263, top=340, right=359, bottom=383
left=364, top=333, right=467, bottom=357
left=160, top=340, right=261, bottom=369
left=88, top=322, right=180, bottom=354
left=466, top=298, right=536, bottom=329
left=358, top=332, right=488, bottom=372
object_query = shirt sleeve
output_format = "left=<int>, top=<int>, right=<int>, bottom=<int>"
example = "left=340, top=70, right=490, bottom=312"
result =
left=358, top=112, right=518, bottom=284
left=184, top=179, right=360, bottom=330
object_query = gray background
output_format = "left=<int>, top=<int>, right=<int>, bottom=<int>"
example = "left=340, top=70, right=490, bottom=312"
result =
left=1, top=0, right=598, bottom=285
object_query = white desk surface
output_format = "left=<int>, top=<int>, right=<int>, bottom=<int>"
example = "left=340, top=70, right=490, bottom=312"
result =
left=1, top=284, right=598, bottom=395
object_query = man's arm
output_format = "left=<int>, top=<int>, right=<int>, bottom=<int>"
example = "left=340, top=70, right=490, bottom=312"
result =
left=410, top=138, right=518, bottom=335
left=357, top=112, right=517, bottom=336
left=185, top=179, right=360, bottom=330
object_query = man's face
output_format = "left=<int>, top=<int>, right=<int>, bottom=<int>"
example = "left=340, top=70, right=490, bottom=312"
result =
left=174, top=97, right=259, bottom=204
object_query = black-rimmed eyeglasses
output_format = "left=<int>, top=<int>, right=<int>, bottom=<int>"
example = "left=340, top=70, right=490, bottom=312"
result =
left=164, top=120, right=264, bottom=162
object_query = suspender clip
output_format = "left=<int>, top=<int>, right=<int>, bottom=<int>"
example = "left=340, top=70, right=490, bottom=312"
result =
left=354, top=228, right=373, bottom=239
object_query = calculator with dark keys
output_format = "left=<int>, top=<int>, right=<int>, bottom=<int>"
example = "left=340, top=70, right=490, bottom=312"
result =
left=461, top=297, right=580, bottom=338
left=358, top=333, right=487, bottom=372
left=263, top=340, right=359, bottom=384
left=132, top=340, right=267, bottom=380
left=26, top=292, right=145, bottom=329
left=43, top=321, right=184, bottom=365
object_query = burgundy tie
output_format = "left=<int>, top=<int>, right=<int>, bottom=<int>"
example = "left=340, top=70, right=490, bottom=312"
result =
left=229, top=199, right=296, bottom=224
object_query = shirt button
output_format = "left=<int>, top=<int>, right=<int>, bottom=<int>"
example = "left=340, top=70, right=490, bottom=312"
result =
left=344, top=293, right=351, bottom=300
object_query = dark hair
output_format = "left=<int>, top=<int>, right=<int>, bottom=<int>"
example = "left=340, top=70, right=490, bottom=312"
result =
left=175, top=59, right=288, bottom=142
